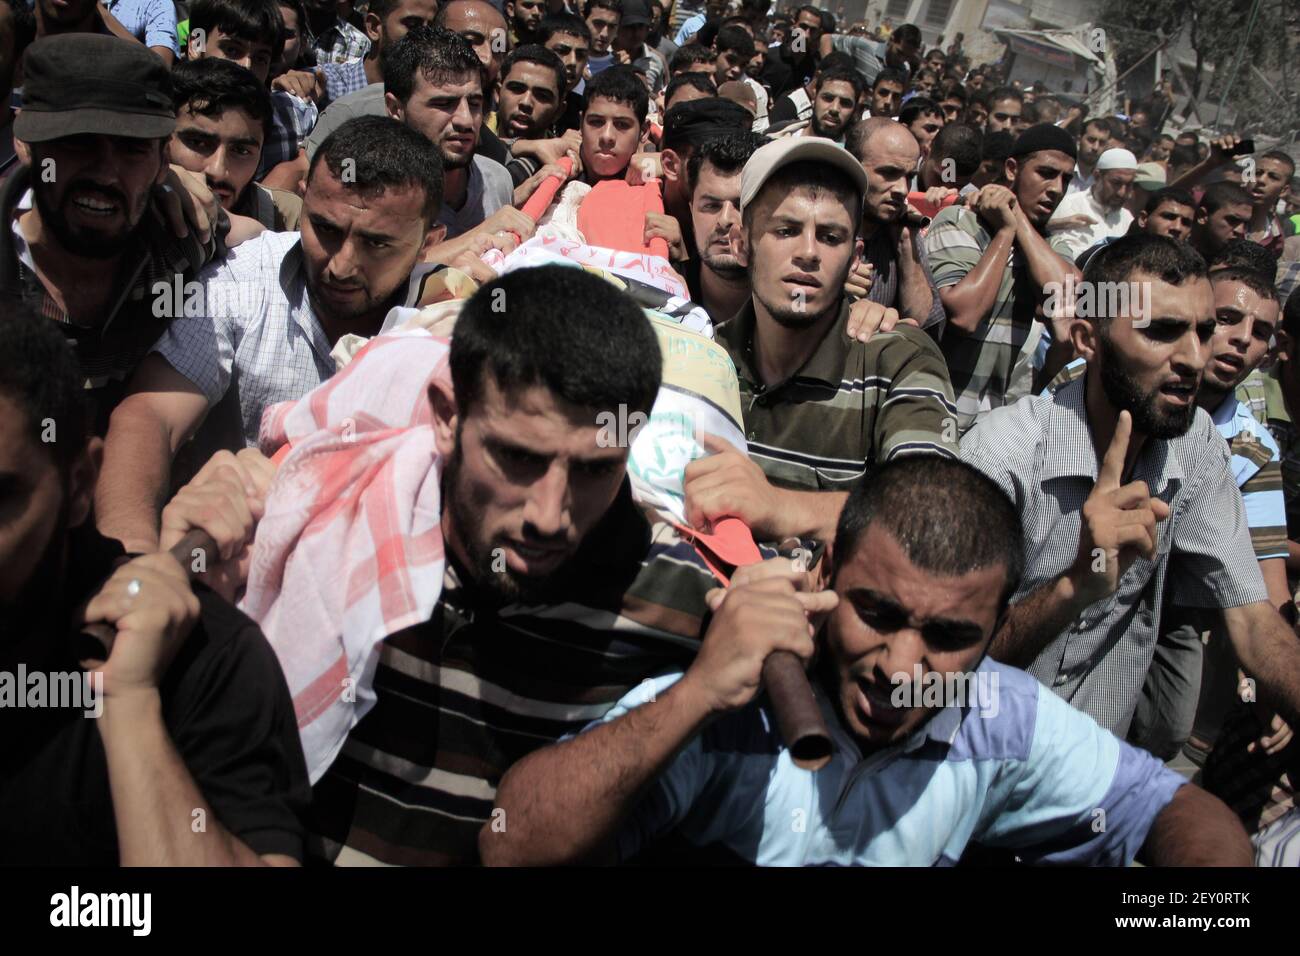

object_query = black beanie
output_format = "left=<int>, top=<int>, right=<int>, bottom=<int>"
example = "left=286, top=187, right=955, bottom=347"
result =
left=1010, top=122, right=1078, bottom=160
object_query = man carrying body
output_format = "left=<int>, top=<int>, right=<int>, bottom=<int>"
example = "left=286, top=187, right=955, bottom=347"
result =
left=95, top=117, right=446, bottom=553
left=481, top=456, right=1253, bottom=866
left=684, top=137, right=958, bottom=547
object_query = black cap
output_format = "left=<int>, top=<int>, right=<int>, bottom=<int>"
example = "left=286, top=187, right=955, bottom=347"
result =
left=15, top=35, right=175, bottom=144
left=621, top=0, right=653, bottom=27
left=1009, top=122, right=1077, bottom=160
left=662, top=97, right=755, bottom=152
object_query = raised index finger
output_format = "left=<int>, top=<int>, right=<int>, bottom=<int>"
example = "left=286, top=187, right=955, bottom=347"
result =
left=1098, top=410, right=1132, bottom=491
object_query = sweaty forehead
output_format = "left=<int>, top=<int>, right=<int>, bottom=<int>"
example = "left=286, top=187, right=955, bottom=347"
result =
left=442, top=2, right=505, bottom=33
left=756, top=182, right=857, bottom=229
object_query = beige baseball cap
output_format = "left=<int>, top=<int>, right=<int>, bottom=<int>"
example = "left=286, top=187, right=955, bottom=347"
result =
left=739, top=136, right=869, bottom=213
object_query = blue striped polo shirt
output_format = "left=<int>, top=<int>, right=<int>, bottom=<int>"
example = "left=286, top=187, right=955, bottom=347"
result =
left=587, top=659, right=1186, bottom=865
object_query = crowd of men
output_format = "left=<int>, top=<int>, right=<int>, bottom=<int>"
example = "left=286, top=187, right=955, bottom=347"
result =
left=3, top=0, right=1300, bottom=867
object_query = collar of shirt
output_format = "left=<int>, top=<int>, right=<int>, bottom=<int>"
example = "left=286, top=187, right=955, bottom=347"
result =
left=719, top=296, right=852, bottom=393
left=276, top=238, right=332, bottom=362
left=1041, top=376, right=1185, bottom=493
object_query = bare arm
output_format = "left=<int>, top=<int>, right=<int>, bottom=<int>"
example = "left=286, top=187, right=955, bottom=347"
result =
left=1136, top=784, right=1253, bottom=866
left=1223, top=600, right=1300, bottom=727
left=895, top=224, right=937, bottom=326
left=990, top=573, right=1093, bottom=669
left=481, top=675, right=714, bottom=866
left=95, top=354, right=211, bottom=553
left=150, top=47, right=176, bottom=67
left=939, top=227, right=1016, bottom=334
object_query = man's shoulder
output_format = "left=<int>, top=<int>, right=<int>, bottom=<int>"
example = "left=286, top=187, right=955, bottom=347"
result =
left=962, top=386, right=1055, bottom=454
left=201, top=230, right=299, bottom=281
left=946, top=659, right=1045, bottom=763
left=857, top=321, right=950, bottom=373
left=473, top=153, right=514, bottom=189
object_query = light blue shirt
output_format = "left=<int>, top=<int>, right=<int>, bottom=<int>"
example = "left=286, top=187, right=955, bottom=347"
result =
left=104, top=0, right=179, bottom=54
left=586, top=659, right=1186, bottom=865
left=673, top=13, right=706, bottom=46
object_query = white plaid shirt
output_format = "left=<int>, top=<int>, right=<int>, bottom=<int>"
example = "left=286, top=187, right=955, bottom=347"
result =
left=152, top=232, right=336, bottom=446
left=310, top=18, right=371, bottom=65
left=961, top=375, right=1268, bottom=734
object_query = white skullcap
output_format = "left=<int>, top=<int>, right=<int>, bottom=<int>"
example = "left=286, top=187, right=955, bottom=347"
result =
left=1095, top=148, right=1138, bottom=172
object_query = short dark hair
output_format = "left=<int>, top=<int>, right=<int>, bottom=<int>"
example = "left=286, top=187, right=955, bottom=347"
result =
left=899, top=96, right=943, bottom=125
left=189, top=0, right=285, bottom=61
left=582, top=0, right=622, bottom=18
left=834, top=457, right=1024, bottom=608
left=1199, top=180, right=1254, bottom=216
left=892, top=23, right=921, bottom=47
left=1208, top=264, right=1279, bottom=303
left=816, top=51, right=855, bottom=75
left=1209, top=238, right=1281, bottom=277
left=938, top=85, right=967, bottom=106
left=743, top=159, right=862, bottom=235
left=500, top=43, right=565, bottom=96
left=1144, top=186, right=1195, bottom=214
left=0, top=299, right=87, bottom=476
left=981, top=129, right=1015, bottom=165
left=1283, top=287, right=1300, bottom=340
left=170, top=57, right=274, bottom=146
left=1081, top=234, right=1207, bottom=317
left=670, top=42, right=715, bottom=73
left=383, top=24, right=483, bottom=105
left=1260, top=149, right=1297, bottom=179
left=930, top=121, right=981, bottom=176
left=987, top=85, right=1022, bottom=108
left=815, top=64, right=867, bottom=102
left=451, top=265, right=661, bottom=420
left=714, top=24, right=752, bottom=57
left=686, top=130, right=766, bottom=191
left=537, top=12, right=591, bottom=44
left=1168, top=143, right=1198, bottom=169
left=275, top=0, right=315, bottom=67
left=872, top=66, right=906, bottom=90
left=584, top=65, right=649, bottom=124
left=308, top=115, right=444, bottom=223
left=663, top=72, right=716, bottom=106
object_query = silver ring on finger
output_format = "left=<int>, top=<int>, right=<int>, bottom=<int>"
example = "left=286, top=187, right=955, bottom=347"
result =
left=125, top=578, right=143, bottom=598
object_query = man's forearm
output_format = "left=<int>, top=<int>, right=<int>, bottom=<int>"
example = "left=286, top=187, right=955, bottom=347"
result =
left=771, top=489, right=849, bottom=546
left=1015, top=218, right=1074, bottom=290
left=1138, top=784, right=1253, bottom=866
left=940, top=228, right=1015, bottom=333
left=990, top=573, right=1090, bottom=669
left=1224, top=601, right=1300, bottom=726
left=96, top=402, right=177, bottom=553
left=98, top=692, right=288, bottom=866
left=897, top=241, right=936, bottom=326
left=480, top=676, right=713, bottom=866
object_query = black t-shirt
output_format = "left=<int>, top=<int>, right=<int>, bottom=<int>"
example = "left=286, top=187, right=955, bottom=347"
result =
left=557, top=89, right=584, bottom=133
left=0, top=529, right=311, bottom=865
left=476, top=125, right=512, bottom=166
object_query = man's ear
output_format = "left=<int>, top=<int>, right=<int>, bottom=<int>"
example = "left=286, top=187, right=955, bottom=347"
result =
left=732, top=223, right=750, bottom=268
left=385, top=91, right=406, bottom=122
left=661, top=147, right=681, bottom=184
left=1136, top=209, right=1148, bottom=229
left=1003, top=155, right=1018, bottom=185
left=419, top=221, right=448, bottom=260
left=1276, top=329, right=1294, bottom=366
left=429, top=379, right=459, bottom=460
left=363, top=11, right=383, bottom=45
left=70, top=438, right=102, bottom=531
left=1196, top=207, right=1209, bottom=227
left=1072, top=317, right=1099, bottom=364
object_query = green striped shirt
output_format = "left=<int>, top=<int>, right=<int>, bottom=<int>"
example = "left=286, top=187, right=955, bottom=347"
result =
left=716, top=297, right=959, bottom=492
left=923, top=205, right=1073, bottom=435
left=305, top=487, right=719, bottom=865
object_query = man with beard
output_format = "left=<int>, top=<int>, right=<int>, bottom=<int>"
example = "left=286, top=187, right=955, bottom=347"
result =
left=983, top=87, right=1022, bottom=135
left=769, top=66, right=863, bottom=145
left=384, top=25, right=514, bottom=239
left=1192, top=182, right=1255, bottom=262
left=1047, top=147, right=1138, bottom=260
left=685, top=137, right=958, bottom=547
left=168, top=58, right=304, bottom=232
left=961, top=234, right=1300, bottom=741
left=0, top=309, right=311, bottom=865
left=844, top=118, right=944, bottom=334
left=1066, top=118, right=1115, bottom=198
left=94, top=117, right=445, bottom=554
left=157, top=266, right=731, bottom=865
left=1130, top=265, right=1292, bottom=763
left=679, top=131, right=765, bottom=321
left=483, top=456, right=1253, bottom=867
left=923, top=124, right=1079, bottom=433
left=506, top=0, right=544, bottom=45
left=490, top=45, right=581, bottom=187
left=0, top=35, right=227, bottom=437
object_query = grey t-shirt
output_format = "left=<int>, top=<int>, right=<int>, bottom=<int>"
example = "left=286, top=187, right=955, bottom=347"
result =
left=438, top=154, right=513, bottom=239
left=306, top=83, right=387, bottom=160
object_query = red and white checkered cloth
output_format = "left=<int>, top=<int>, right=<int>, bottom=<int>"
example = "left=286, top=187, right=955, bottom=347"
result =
left=242, top=328, right=451, bottom=782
